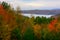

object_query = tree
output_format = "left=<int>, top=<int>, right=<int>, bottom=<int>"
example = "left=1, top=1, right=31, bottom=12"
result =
left=11, top=28, right=21, bottom=40
left=2, top=1, right=10, bottom=10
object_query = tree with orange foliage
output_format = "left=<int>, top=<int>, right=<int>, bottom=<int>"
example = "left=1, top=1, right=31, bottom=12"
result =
left=48, top=18, right=58, bottom=32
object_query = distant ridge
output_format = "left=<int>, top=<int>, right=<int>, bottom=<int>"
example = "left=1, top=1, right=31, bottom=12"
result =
left=21, top=9, right=60, bottom=15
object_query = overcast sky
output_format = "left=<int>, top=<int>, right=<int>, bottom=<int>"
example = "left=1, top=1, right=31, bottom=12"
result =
left=0, top=0, right=60, bottom=10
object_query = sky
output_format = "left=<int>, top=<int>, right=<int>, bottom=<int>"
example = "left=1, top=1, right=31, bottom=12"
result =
left=0, top=0, right=60, bottom=10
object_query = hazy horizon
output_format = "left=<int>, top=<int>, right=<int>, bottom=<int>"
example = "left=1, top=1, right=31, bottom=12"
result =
left=0, top=0, right=60, bottom=10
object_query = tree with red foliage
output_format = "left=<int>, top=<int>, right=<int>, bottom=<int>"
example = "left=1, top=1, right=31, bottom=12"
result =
left=0, top=4, right=15, bottom=24
left=48, top=18, right=58, bottom=32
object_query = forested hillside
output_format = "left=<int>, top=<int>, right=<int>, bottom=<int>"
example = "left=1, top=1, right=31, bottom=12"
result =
left=0, top=2, right=60, bottom=40
left=21, top=10, right=60, bottom=15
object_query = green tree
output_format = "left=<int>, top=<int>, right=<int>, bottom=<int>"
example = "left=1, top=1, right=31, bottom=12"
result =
left=2, top=1, right=10, bottom=9
left=11, top=28, right=21, bottom=40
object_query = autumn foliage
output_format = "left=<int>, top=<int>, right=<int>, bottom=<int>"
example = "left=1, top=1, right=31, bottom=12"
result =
left=0, top=1, right=60, bottom=40
left=48, top=19, right=58, bottom=32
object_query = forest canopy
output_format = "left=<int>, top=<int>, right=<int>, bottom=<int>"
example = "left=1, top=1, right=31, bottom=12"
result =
left=0, top=1, right=60, bottom=40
